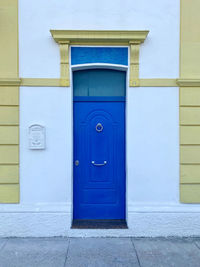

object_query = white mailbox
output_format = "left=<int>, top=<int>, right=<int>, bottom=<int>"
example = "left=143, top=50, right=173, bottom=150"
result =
left=29, top=124, right=45, bottom=150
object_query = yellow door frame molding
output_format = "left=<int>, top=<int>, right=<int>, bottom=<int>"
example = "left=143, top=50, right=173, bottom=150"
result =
left=50, top=30, right=149, bottom=87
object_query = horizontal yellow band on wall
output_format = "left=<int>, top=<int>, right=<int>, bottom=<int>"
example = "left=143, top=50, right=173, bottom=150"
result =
left=20, top=78, right=61, bottom=87
left=21, top=78, right=179, bottom=87
left=181, top=165, right=200, bottom=184
left=140, top=79, right=177, bottom=87
left=0, top=184, right=19, bottom=203
left=0, top=146, right=19, bottom=164
left=177, top=80, right=200, bottom=87
left=0, top=79, right=21, bottom=87
left=0, top=165, right=19, bottom=183
left=180, top=107, right=200, bottom=125
left=19, top=78, right=181, bottom=87
left=181, top=146, right=200, bottom=164
left=0, top=106, right=19, bottom=125
left=0, top=78, right=199, bottom=87
left=180, top=126, right=200, bottom=144
left=0, top=126, right=18, bottom=144
left=180, top=184, right=200, bottom=203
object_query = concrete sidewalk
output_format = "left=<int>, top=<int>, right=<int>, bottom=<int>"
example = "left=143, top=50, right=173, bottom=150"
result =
left=0, top=237, right=200, bottom=267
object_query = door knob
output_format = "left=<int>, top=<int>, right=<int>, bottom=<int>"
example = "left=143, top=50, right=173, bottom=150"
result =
left=75, top=160, right=79, bottom=166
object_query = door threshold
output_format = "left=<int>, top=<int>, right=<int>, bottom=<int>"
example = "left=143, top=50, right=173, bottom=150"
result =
left=71, top=219, right=128, bottom=229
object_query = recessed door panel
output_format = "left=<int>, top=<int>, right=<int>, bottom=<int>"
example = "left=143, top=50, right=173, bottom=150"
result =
left=73, top=102, right=125, bottom=219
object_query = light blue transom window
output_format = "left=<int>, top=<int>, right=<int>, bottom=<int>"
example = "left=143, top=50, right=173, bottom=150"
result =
left=71, top=47, right=128, bottom=66
left=73, top=69, right=126, bottom=97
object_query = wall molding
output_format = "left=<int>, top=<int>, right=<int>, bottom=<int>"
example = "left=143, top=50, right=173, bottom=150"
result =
left=129, top=41, right=140, bottom=86
left=0, top=78, right=21, bottom=87
left=179, top=0, right=200, bottom=203
left=50, top=30, right=149, bottom=45
left=177, top=79, right=200, bottom=87
left=0, top=78, right=183, bottom=87
left=2, top=78, right=200, bottom=88
left=140, top=79, right=177, bottom=87
left=59, top=42, right=70, bottom=86
left=1, top=202, right=200, bottom=214
left=50, top=30, right=149, bottom=87
left=20, top=78, right=61, bottom=87
left=0, top=0, right=20, bottom=204
left=1, top=206, right=200, bottom=237
left=18, top=78, right=179, bottom=87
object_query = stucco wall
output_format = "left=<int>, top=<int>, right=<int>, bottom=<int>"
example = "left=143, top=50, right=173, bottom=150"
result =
left=127, top=86, right=179, bottom=205
left=18, top=0, right=180, bottom=205
left=19, top=0, right=179, bottom=79
left=1, top=0, right=198, bottom=237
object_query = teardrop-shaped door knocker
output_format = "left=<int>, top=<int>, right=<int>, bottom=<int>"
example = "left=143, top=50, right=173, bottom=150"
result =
left=96, top=123, right=103, bottom=132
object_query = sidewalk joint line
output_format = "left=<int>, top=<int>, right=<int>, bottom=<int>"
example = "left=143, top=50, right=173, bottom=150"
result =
left=131, top=238, right=141, bottom=267
left=64, top=238, right=70, bottom=267
left=0, top=239, right=8, bottom=251
left=194, top=241, right=200, bottom=251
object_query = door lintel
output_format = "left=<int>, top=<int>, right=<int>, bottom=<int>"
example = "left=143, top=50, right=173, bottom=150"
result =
left=50, top=30, right=149, bottom=87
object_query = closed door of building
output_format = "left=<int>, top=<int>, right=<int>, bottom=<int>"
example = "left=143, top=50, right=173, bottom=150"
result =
left=73, top=69, right=126, bottom=223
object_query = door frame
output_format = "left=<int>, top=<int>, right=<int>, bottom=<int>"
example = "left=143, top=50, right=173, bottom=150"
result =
left=70, top=45, right=129, bottom=225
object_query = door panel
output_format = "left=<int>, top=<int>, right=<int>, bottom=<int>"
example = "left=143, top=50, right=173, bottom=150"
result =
left=73, top=101, right=125, bottom=219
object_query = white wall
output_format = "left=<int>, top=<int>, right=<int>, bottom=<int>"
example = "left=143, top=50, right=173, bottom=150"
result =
left=3, top=0, right=197, bottom=237
left=19, top=0, right=179, bottom=78
left=17, top=0, right=180, bottom=206
left=127, top=86, right=179, bottom=206
left=20, top=86, right=72, bottom=204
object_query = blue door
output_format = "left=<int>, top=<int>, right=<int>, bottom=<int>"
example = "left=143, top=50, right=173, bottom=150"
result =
left=73, top=69, right=126, bottom=220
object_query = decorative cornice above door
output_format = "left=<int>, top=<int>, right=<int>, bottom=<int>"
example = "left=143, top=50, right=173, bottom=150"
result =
left=50, top=30, right=149, bottom=87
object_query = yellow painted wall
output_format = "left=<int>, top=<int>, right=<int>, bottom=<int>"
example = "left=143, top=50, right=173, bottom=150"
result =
left=180, top=0, right=200, bottom=203
left=0, top=0, right=19, bottom=203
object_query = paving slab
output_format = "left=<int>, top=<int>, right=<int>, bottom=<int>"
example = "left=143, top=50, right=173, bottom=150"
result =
left=0, top=238, right=69, bottom=267
left=133, top=238, right=200, bottom=267
left=65, top=237, right=139, bottom=267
